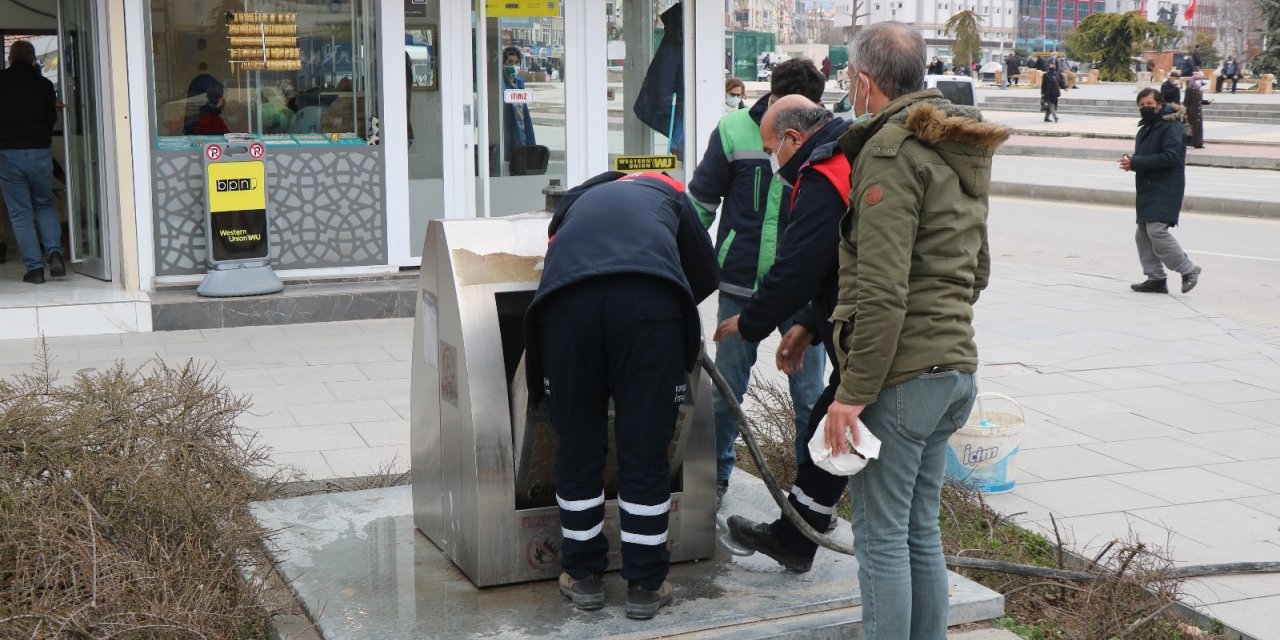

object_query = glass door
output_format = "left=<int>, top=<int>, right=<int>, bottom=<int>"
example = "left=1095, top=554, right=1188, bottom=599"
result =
left=474, top=1, right=568, bottom=217
left=57, top=0, right=109, bottom=280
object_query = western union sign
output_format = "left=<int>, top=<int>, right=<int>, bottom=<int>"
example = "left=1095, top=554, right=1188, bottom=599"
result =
left=485, top=1, right=560, bottom=18
left=613, top=154, right=678, bottom=173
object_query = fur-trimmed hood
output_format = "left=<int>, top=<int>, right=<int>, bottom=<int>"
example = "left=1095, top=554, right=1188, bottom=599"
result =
left=839, top=90, right=1011, bottom=199
left=1141, top=103, right=1186, bottom=127
left=899, top=100, right=1010, bottom=154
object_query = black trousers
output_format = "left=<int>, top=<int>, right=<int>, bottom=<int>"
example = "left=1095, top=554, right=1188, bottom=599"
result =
left=769, top=367, right=850, bottom=558
left=537, top=274, right=687, bottom=590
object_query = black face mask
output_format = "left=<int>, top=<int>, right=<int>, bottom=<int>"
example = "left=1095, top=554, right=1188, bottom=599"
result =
left=1139, top=106, right=1160, bottom=120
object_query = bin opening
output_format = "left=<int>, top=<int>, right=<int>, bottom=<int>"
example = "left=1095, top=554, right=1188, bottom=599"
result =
left=495, top=290, right=535, bottom=391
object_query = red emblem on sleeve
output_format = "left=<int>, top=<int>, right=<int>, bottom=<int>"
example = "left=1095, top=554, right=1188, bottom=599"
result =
left=864, top=185, right=883, bottom=205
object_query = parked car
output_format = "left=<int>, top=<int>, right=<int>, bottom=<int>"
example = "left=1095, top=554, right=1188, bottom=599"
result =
left=833, top=74, right=974, bottom=118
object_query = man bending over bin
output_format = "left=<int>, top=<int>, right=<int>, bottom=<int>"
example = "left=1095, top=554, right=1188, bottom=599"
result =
left=522, top=171, right=719, bottom=620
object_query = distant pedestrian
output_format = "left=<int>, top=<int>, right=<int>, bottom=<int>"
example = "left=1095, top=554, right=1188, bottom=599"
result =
left=1041, top=64, right=1060, bottom=122
left=1220, top=56, right=1242, bottom=93
left=1185, top=71, right=1212, bottom=149
left=724, top=78, right=746, bottom=114
left=0, top=40, right=64, bottom=285
left=1005, top=53, right=1020, bottom=86
left=821, top=55, right=832, bottom=78
left=1120, top=88, right=1200, bottom=295
left=1160, top=70, right=1181, bottom=105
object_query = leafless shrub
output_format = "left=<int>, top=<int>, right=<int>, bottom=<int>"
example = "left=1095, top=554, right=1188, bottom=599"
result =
left=940, top=483, right=1221, bottom=640
left=0, top=352, right=299, bottom=639
left=733, top=373, right=799, bottom=485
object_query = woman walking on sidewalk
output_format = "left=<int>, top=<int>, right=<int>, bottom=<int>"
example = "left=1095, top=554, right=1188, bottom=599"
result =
left=1041, top=64, right=1060, bottom=122
left=1185, top=71, right=1212, bottom=149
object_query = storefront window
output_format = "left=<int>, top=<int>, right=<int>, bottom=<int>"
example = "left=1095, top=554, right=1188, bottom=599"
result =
left=147, top=0, right=378, bottom=149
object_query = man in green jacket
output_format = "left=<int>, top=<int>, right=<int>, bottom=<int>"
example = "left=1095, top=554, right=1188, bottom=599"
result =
left=822, top=22, right=1008, bottom=639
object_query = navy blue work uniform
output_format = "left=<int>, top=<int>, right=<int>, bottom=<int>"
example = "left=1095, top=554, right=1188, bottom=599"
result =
left=524, top=171, right=718, bottom=590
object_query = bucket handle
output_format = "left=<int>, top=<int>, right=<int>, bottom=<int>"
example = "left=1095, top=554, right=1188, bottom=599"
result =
left=975, top=391, right=1025, bottom=425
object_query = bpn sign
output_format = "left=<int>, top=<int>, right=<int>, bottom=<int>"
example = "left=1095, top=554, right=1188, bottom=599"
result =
left=216, top=178, right=258, bottom=192
left=197, top=143, right=283, bottom=297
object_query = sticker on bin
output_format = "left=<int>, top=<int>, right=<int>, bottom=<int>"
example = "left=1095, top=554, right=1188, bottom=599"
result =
left=503, top=89, right=532, bottom=104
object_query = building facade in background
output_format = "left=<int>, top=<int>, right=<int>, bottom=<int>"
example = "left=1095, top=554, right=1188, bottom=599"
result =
left=856, top=0, right=1018, bottom=63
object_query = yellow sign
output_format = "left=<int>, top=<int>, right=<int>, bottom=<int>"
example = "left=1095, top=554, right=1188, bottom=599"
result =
left=613, top=155, right=678, bottom=173
left=485, top=0, right=560, bottom=18
left=207, top=161, right=266, bottom=213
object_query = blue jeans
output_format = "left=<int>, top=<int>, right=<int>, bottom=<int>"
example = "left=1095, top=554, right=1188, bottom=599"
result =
left=713, top=293, right=825, bottom=483
left=0, top=148, right=61, bottom=271
left=850, top=369, right=977, bottom=640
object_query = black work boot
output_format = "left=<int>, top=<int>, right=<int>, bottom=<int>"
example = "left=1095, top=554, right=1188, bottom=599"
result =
left=716, top=479, right=728, bottom=509
left=558, top=572, right=604, bottom=611
left=625, top=581, right=672, bottom=620
left=1130, top=278, right=1168, bottom=294
left=48, top=252, right=66, bottom=278
left=727, top=515, right=813, bottom=572
left=23, top=268, right=44, bottom=284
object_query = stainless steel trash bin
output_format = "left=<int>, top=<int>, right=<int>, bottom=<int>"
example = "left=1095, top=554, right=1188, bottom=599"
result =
left=410, top=214, right=716, bottom=587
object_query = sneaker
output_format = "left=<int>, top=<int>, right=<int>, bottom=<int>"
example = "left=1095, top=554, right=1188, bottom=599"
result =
left=48, top=252, right=65, bottom=278
left=1130, top=278, right=1168, bottom=294
left=625, top=581, right=672, bottom=620
left=727, top=515, right=813, bottom=572
left=716, top=479, right=728, bottom=509
left=1181, top=266, right=1202, bottom=293
left=558, top=572, right=604, bottom=611
left=23, top=268, right=44, bottom=284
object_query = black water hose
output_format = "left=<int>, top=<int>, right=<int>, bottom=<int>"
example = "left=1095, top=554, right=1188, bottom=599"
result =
left=699, top=354, right=1280, bottom=583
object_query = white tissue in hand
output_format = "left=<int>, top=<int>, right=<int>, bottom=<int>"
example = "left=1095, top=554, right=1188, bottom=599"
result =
left=807, top=416, right=881, bottom=476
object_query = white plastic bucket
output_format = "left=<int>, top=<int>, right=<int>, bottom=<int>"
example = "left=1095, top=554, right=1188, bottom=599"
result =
left=944, top=393, right=1025, bottom=494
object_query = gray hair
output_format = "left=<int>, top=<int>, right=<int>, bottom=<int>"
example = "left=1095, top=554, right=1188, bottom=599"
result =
left=770, top=106, right=832, bottom=143
left=847, top=22, right=925, bottom=101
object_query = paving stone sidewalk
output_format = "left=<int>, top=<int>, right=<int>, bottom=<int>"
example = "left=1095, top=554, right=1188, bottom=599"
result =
left=1, top=260, right=1279, bottom=637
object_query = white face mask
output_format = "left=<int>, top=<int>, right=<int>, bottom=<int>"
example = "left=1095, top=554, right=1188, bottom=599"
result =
left=768, top=152, right=781, bottom=174
left=851, top=72, right=872, bottom=118
left=725, top=94, right=742, bottom=108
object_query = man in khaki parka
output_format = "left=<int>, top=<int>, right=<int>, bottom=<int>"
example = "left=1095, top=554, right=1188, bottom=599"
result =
left=821, top=21, right=1010, bottom=640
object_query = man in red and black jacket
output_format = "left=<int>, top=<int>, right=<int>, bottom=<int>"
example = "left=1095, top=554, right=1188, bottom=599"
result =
left=713, top=95, right=854, bottom=572
left=523, top=171, right=718, bottom=620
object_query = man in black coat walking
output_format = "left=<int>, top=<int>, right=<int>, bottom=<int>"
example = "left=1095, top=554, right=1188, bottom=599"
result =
left=524, top=171, right=718, bottom=619
left=1160, top=70, right=1181, bottom=105
left=1041, top=64, right=1060, bottom=122
left=1120, top=88, right=1201, bottom=294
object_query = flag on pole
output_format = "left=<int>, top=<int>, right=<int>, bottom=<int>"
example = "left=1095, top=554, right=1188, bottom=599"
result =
left=1184, top=0, right=1197, bottom=21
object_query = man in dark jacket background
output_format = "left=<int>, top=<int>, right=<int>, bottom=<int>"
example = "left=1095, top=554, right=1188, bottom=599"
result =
left=687, top=58, right=827, bottom=503
left=524, top=171, right=717, bottom=620
left=1120, top=89, right=1201, bottom=294
left=0, top=40, right=64, bottom=284
left=711, top=94, right=858, bottom=573
left=1160, top=70, right=1182, bottom=105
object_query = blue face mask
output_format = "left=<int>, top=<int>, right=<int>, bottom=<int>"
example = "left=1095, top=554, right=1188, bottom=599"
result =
left=852, top=113, right=872, bottom=125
